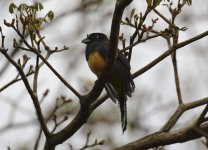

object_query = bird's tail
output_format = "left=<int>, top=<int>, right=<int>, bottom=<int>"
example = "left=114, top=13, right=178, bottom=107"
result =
left=115, top=54, right=134, bottom=133
left=119, top=92, right=127, bottom=133
left=106, top=54, right=135, bottom=133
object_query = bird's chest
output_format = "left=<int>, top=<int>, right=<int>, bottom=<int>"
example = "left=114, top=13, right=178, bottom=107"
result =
left=87, top=51, right=106, bottom=76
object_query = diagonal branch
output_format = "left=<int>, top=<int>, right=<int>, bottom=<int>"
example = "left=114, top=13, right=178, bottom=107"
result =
left=193, top=127, right=208, bottom=138
left=0, top=52, right=51, bottom=92
left=196, top=104, right=208, bottom=125
left=133, top=30, right=208, bottom=78
left=160, top=104, right=185, bottom=132
left=114, top=123, right=208, bottom=150
left=115, top=97, right=208, bottom=150
left=171, top=50, right=183, bottom=104
left=0, top=49, right=51, bottom=138
left=167, top=34, right=183, bottom=104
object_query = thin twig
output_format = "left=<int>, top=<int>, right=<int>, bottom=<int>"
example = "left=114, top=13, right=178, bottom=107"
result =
left=0, top=52, right=51, bottom=92
left=153, top=8, right=176, bottom=28
left=193, top=127, right=208, bottom=138
left=170, top=4, right=183, bottom=104
left=133, top=30, right=208, bottom=78
left=161, top=97, right=208, bottom=132
left=4, top=20, right=80, bottom=99
left=119, top=33, right=163, bottom=53
left=196, top=104, right=208, bottom=125
left=128, top=28, right=138, bottom=62
left=171, top=50, right=183, bottom=104
left=167, top=35, right=183, bottom=104
left=33, top=55, right=40, bottom=94
left=160, top=104, right=185, bottom=132
left=34, top=129, right=42, bottom=150
left=1, top=50, right=51, bottom=138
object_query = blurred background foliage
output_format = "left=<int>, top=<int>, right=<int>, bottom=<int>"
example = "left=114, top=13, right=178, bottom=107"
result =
left=0, top=0, right=208, bottom=150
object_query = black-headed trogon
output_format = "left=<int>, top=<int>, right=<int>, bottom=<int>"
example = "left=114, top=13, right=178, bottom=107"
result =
left=82, top=33, right=135, bottom=133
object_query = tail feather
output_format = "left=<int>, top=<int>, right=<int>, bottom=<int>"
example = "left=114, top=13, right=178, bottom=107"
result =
left=105, top=83, right=118, bottom=103
left=115, top=54, right=135, bottom=133
left=105, top=53, right=135, bottom=133
left=119, top=92, right=127, bottom=133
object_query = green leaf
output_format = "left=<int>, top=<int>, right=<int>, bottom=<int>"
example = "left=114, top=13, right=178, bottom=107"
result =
left=9, top=3, right=17, bottom=14
left=18, top=4, right=27, bottom=12
left=184, top=0, right=192, bottom=6
left=119, top=33, right=124, bottom=41
left=180, top=26, right=188, bottom=31
left=34, top=3, right=44, bottom=11
left=47, top=11, right=54, bottom=21
left=130, top=8, right=136, bottom=20
left=134, top=14, right=139, bottom=22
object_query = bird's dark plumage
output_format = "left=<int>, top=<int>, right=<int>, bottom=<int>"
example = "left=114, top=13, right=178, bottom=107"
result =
left=82, top=33, right=135, bottom=133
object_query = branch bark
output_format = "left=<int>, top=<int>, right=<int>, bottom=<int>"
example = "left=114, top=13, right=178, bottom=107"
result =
left=115, top=96, right=208, bottom=150
left=115, top=123, right=208, bottom=150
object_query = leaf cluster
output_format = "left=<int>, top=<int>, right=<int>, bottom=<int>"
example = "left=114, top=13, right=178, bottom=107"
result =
left=9, top=3, right=54, bottom=32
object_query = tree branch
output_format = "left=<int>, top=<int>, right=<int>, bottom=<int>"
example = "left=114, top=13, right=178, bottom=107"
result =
left=115, top=123, right=208, bottom=150
left=115, top=96, right=208, bottom=149
left=0, top=52, right=50, bottom=92
left=4, top=20, right=81, bottom=99
left=0, top=49, right=50, bottom=138
left=133, top=30, right=208, bottom=78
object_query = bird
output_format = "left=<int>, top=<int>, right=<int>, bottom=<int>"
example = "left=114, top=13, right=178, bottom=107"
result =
left=82, top=33, right=135, bottom=133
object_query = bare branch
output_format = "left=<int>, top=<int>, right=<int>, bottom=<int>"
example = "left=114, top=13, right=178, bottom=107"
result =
left=196, top=104, right=208, bottom=125
left=0, top=52, right=50, bottom=92
left=133, top=30, right=208, bottom=78
left=0, top=49, right=50, bottom=138
left=115, top=123, right=208, bottom=150
left=160, top=104, right=185, bottom=132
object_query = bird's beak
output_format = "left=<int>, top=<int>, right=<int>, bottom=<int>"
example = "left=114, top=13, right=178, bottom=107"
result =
left=81, top=38, right=90, bottom=44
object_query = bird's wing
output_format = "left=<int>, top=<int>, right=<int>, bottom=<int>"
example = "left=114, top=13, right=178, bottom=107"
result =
left=114, top=54, right=135, bottom=95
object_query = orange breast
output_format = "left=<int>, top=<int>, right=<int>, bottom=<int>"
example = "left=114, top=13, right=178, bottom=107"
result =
left=88, top=51, right=106, bottom=76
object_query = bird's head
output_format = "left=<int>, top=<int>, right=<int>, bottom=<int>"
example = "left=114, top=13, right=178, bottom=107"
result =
left=82, top=33, right=108, bottom=44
